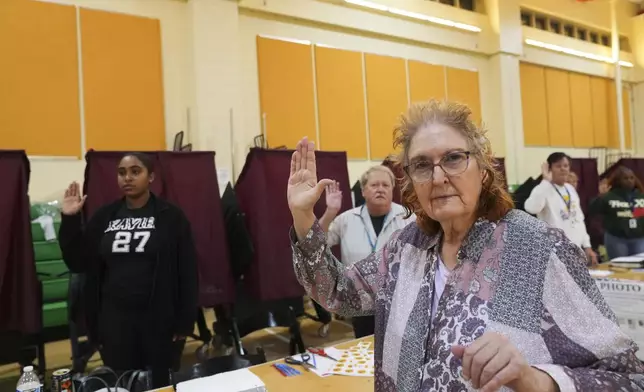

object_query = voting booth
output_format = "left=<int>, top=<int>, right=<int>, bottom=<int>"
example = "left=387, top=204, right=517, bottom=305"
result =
left=0, top=150, right=44, bottom=371
left=0, top=150, right=40, bottom=334
left=601, top=158, right=644, bottom=182
left=234, top=148, right=352, bottom=302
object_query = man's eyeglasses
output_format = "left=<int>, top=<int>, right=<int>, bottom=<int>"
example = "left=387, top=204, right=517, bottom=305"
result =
left=403, top=151, right=471, bottom=183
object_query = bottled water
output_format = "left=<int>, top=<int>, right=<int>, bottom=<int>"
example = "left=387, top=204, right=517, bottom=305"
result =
left=16, top=366, right=41, bottom=392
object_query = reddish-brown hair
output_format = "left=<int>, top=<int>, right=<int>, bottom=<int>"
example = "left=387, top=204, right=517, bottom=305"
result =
left=392, top=100, right=514, bottom=235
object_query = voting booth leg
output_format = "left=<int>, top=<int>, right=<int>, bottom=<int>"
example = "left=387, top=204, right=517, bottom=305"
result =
left=188, top=308, right=212, bottom=360
left=230, top=316, right=245, bottom=355
left=287, top=306, right=305, bottom=355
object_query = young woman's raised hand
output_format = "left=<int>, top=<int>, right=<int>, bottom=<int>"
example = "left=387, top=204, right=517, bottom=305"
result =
left=61, top=181, right=87, bottom=216
left=287, top=137, right=334, bottom=217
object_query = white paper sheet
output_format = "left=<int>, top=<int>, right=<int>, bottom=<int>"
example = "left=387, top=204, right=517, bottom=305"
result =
left=176, top=369, right=266, bottom=392
left=610, top=256, right=644, bottom=263
left=589, top=269, right=614, bottom=278
left=289, top=348, right=344, bottom=378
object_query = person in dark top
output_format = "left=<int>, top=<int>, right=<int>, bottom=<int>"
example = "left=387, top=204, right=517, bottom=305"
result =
left=58, top=153, right=198, bottom=388
left=589, top=166, right=644, bottom=260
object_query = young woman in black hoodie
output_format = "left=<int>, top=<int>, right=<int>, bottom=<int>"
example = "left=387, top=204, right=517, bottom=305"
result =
left=589, top=166, right=644, bottom=260
left=59, top=153, right=198, bottom=388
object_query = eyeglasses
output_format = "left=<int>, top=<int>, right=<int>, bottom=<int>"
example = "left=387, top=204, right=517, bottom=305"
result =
left=403, top=151, right=471, bottom=183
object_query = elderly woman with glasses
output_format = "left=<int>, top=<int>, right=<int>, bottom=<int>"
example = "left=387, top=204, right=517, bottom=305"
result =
left=287, top=100, right=643, bottom=392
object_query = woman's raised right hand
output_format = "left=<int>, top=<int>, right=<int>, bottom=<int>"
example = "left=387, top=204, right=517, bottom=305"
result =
left=61, top=182, right=87, bottom=216
left=287, top=137, right=334, bottom=219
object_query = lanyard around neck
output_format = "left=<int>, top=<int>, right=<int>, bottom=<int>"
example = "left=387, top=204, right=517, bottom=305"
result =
left=552, top=183, right=571, bottom=211
left=360, top=205, right=388, bottom=253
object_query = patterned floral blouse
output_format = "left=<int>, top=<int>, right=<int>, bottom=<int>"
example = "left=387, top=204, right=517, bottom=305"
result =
left=291, top=209, right=644, bottom=392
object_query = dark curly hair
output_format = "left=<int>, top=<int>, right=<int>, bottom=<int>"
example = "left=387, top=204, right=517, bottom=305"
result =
left=609, top=166, right=644, bottom=193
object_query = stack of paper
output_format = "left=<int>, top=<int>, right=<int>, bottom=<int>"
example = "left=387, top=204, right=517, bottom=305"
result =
left=176, top=369, right=266, bottom=392
left=589, top=269, right=613, bottom=278
left=611, top=256, right=644, bottom=263
left=610, top=256, right=644, bottom=268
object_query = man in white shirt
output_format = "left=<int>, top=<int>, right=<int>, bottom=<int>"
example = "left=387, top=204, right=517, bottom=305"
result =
left=319, top=165, right=416, bottom=337
left=524, top=152, right=598, bottom=265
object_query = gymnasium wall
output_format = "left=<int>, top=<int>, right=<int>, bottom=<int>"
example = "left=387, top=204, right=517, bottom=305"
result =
left=2, top=0, right=644, bottom=200
left=238, top=12, right=493, bottom=184
left=0, top=0, right=193, bottom=201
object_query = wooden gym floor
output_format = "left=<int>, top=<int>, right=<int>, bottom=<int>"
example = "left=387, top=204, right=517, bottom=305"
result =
left=0, top=302, right=355, bottom=390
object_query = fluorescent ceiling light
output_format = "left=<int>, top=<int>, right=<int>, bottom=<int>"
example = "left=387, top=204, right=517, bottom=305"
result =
left=344, top=0, right=481, bottom=33
left=525, top=39, right=634, bottom=68
left=258, top=35, right=311, bottom=45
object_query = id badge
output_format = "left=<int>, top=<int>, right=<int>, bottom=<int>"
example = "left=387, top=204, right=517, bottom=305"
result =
left=630, top=219, right=638, bottom=229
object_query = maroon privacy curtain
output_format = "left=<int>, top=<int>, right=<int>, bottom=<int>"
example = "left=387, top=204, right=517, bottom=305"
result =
left=82, top=150, right=234, bottom=306
left=381, top=158, right=403, bottom=205
left=0, top=151, right=40, bottom=334
left=601, top=158, right=644, bottom=181
left=235, top=148, right=352, bottom=301
left=494, top=158, right=507, bottom=189
left=569, top=158, right=599, bottom=215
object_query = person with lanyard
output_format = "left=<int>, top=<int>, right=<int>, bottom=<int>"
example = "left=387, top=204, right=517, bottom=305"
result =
left=58, top=153, right=198, bottom=388
left=318, top=165, right=416, bottom=338
left=524, top=152, right=598, bottom=265
left=589, top=166, right=644, bottom=259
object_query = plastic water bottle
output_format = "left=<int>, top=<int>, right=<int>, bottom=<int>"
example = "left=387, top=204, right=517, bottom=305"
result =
left=16, top=366, right=41, bottom=392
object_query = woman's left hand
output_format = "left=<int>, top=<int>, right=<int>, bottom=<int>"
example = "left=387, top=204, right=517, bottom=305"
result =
left=452, top=332, right=556, bottom=392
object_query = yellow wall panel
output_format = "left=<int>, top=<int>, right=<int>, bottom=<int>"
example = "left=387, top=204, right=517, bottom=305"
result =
left=257, top=36, right=316, bottom=149
left=544, top=68, right=573, bottom=147
left=314, top=46, right=367, bottom=159
left=0, top=0, right=80, bottom=156
left=590, top=77, right=609, bottom=148
left=568, top=72, right=594, bottom=148
left=81, top=8, right=166, bottom=151
left=408, top=61, right=446, bottom=103
left=445, top=68, right=481, bottom=124
left=364, top=54, right=408, bottom=160
left=519, top=63, right=549, bottom=146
